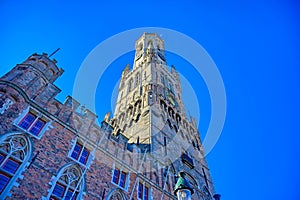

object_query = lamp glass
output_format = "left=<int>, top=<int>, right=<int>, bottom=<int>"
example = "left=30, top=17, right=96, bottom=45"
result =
left=176, top=189, right=192, bottom=200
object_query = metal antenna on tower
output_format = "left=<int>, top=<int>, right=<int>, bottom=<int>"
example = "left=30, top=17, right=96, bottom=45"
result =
left=48, top=48, right=60, bottom=58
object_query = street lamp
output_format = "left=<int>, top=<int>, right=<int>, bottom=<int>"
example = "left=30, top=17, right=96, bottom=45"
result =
left=174, top=172, right=194, bottom=200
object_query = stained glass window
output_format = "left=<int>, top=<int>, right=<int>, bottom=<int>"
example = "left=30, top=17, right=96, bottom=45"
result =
left=50, top=164, right=83, bottom=200
left=0, top=134, right=30, bottom=196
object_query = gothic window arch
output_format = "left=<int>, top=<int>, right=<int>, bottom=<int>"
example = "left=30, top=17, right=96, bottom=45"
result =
left=147, top=41, right=153, bottom=54
left=133, top=91, right=138, bottom=101
left=126, top=105, right=133, bottom=118
left=160, top=74, right=164, bottom=84
left=118, top=112, right=125, bottom=124
left=175, top=113, right=181, bottom=125
left=135, top=72, right=140, bottom=88
left=128, top=78, right=133, bottom=93
left=47, top=163, right=84, bottom=200
left=134, top=100, right=142, bottom=113
left=106, top=188, right=126, bottom=200
left=192, top=140, right=196, bottom=148
left=168, top=107, right=175, bottom=119
left=0, top=132, right=32, bottom=198
left=169, top=82, right=174, bottom=94
left=137, top=42, right=143, bottom=51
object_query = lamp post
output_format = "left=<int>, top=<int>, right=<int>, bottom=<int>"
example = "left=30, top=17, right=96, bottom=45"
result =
left=173, top=172, right=194, bottom=200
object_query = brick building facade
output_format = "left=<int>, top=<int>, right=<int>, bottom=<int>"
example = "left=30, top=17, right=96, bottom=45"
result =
left=0, top=33, right=219, bottom=200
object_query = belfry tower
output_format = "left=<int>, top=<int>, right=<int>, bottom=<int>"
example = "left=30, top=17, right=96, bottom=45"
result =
left=106, top=33, right=219, bottom=199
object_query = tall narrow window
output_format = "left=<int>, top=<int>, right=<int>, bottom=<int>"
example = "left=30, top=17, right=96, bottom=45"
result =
left=119, top=171, right=126, bottom=188
left=138, top=182, right=142, bottom=199
left=160, top=75, right=164, bottom=84
left=112, top=168, right=120, bottom=184
left=163, top=136, right=167, bottom=155
left=135, top=73, right=140, bottom=87
left=137, top=182, right=149, bottom=200
left=169, top=83, right=174, bottom=94
left=49, top=164, right=84, bottom=200
left=0, top=133, right=31, bottom=198
left=111, top=167, right=128, bottom=190
left=70, top=141, right=90, bottom=165
left=128, top=78, right=133, bottom=92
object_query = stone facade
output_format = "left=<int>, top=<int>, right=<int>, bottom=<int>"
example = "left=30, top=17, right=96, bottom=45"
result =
left=0, top=33, right=217, bottom=200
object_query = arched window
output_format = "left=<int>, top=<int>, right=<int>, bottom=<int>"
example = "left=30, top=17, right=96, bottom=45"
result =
left=0, top=133, right=32, bottom=198
left=135, top=73, right=140, bottom=88
left=107, top=188, right=126, bottom=200
left=128, top=78, right=133, bottom=93
left=48, top=163, right=84, bottom=200
left=133, top=91, right=137, bottom=101
left=169, top=82, right=174, bottom=94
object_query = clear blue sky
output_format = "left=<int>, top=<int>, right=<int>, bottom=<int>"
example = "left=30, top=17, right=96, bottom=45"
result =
left=1, top=1, right=300, bottom=199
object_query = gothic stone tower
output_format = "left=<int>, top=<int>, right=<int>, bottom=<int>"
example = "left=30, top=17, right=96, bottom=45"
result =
left=107, top=33, right=218, bottom=199
left=0, top=33, right=218, bottom=200
left=114, top=33, right=187, bottom=146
